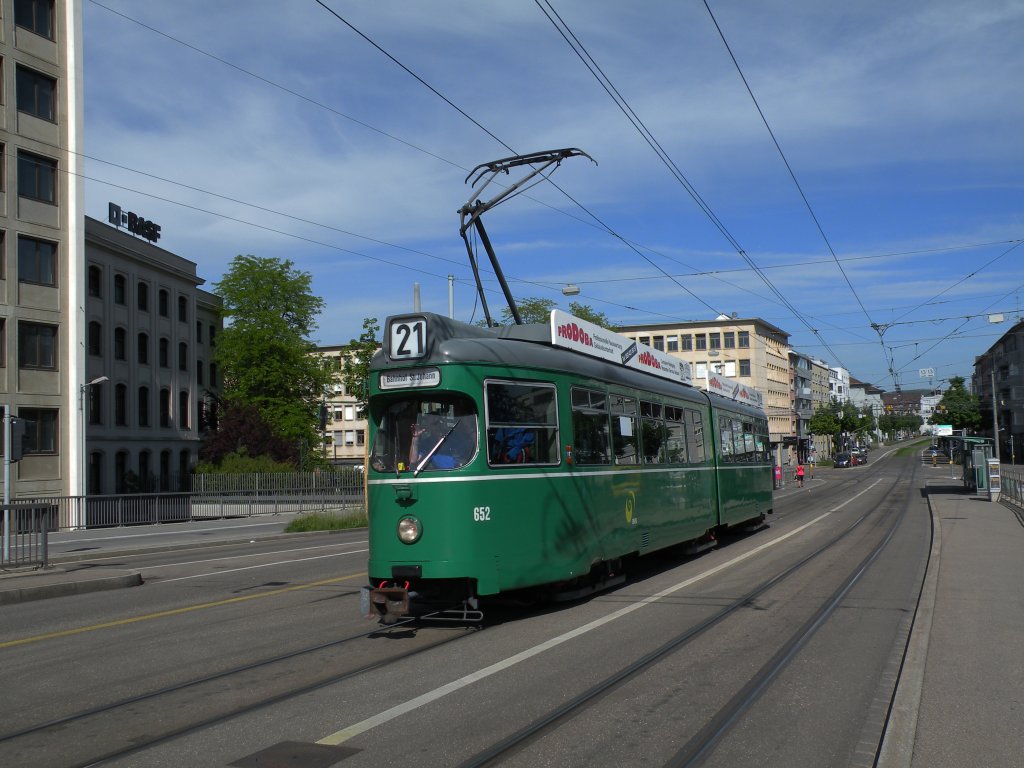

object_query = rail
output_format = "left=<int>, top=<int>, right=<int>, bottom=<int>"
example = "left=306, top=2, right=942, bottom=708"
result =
left=1001, top=470, right=1023, bottom=508
left=5, top=482, right=365, bottom=531
left=1, top=503, right=51, bottom=568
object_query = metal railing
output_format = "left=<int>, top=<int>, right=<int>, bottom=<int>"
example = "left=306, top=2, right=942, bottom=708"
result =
left=8, top=471, right=366, bottom=531
left=1002, top=470, right=1023, bottom=508
left=1, top=503, right=51, bottom=568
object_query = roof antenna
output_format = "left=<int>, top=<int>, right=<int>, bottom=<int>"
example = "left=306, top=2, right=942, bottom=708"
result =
left=458, top=148, right=595, bottom=326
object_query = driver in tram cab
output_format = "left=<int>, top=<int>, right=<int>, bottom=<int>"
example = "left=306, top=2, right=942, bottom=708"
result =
left=410, top=415, right=474, bottom=470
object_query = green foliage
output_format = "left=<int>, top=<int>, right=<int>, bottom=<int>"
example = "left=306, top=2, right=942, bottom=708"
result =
left=285, top=510, right=368, bottom=532
left=195, top=448, right=295, bottom=474
left=808, top=402, right=841, bottom=439
left=210, top=255, right=335, bottom=467
left=929, top=376, right=981, bottom=430
left=340, top=317, right=381, bottom=409
left=567, top=301, right=613, bottom=329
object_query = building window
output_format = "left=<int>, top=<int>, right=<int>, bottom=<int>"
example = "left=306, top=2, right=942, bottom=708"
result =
left=356, top=429, right=366, bottom=446
left=666, top=336, right=679, bottom=352
left=87, top=265, right=102, bottom=297
left=709, top=333, right=721, bottom=350
left=14, top=0, right=55, bottom=40
left=0, top=319, right=5, bottom=366
left=739, top=359, right=751, bottom=377
left=17, top=150, right=57, bottom=203
left=18, top=321, right=56, bottom=368
left=114, top=274, right=126, bottom=305
left=209, top=363, right=217, bottom=387
left=178, top=342, right=188, bottom=371
left=15, top=65, right=57, bottom=122
left=158, top=289, right=169, bottom=317
left=114, top=327, right=126, bottom=360
left=681, top=334, right=693, bottom=351
left=115, top=451, right=128, bottom=493
left=88, top=385, right=102, bottom=425
left=178, top=296, right=188, bottom=323
left=88, top=321, right=102, bottom=355
left=160, top=388, right=171, bottom=428
left=739, top=331, right=750, bottom=348
left=638, top=336, right=650, bottom=346
left=18, top=407, right=58, bottom=453
left=115, top=384, right=127, bottom=426
left=17, top=235, right=56, bottom=286
left=138, top=387, right=150, bottom=427
left=724, top=331, right=735, bottom=349
left=695, top=334, right=707, bottom=351
left=653, top=335, right=665, bottom=351
left=179, top=391, right=190, bottom=429
left=209, top=326, right=216, bottom=347
left=138, top=281, right=149, bottom=311
left=197, top=361, right=204, bottom=386
left=159, top=337, right=169, bottom=368
left=196, top=321, right=202, bottom=343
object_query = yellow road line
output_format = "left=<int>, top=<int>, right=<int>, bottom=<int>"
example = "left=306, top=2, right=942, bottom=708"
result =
left=0, top=572, right=366, bottom=650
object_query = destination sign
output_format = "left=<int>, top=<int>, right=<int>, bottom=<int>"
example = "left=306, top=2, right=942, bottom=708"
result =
left=379, top=367, right=441, bottom=390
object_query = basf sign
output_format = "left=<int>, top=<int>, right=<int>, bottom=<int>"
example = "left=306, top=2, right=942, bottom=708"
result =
left=108, top=203, right=162, bottom=243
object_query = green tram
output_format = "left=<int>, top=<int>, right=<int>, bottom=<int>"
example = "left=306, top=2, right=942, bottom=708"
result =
left=362, top=311, right=773, bottom=623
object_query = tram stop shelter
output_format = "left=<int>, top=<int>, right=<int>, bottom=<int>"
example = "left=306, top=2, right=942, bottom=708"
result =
left=947, top=436, right=994, bottom=494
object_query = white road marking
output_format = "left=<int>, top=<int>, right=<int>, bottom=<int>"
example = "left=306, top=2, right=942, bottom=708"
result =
left=830, top=479, right=883, bottom=512
left=155, top=550, right=368, bottom=583
left=139, top=542, right=368, bottom=570
left=318, top=512, right=832, bottom=745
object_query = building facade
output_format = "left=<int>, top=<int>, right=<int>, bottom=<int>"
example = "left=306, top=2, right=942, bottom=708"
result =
left=315, top=345, right=369, bottom=467
left=83, top=216, right=222, bottom=495
left=1, top=0, right=85, bottom=498
left=973, top=318, right=1024, bottom=459
left=617, top=316, right=792, bottom=445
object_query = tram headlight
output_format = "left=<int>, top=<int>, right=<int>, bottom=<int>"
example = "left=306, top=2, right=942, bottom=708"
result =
left=397, top=515, right=422, bottom=544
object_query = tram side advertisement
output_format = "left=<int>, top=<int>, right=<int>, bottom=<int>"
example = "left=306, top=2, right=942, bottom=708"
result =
left=550, top=309, right=692, bottom=386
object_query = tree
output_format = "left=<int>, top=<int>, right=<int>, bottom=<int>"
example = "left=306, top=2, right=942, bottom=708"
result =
left=929, top=376, right=981, bottom=431
left=208, top=255, right=335, bottom=468
left=568, top=301, right=613, bottom=329
left=808, top=402, right=841, bottom=446
left=341, top=317, right=381, bottom=410
left=197, top=401, right=297, bottom=468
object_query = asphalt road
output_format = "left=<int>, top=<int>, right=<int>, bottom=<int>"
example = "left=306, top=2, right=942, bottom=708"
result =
left=0, top=449, right=933, bottom=768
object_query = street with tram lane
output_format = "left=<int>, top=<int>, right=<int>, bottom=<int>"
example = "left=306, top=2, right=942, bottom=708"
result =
left=0, top=445, right=1020, bottom=767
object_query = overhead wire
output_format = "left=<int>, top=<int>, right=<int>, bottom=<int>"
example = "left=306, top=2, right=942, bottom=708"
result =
left=534, top=0, right=853, bottom=369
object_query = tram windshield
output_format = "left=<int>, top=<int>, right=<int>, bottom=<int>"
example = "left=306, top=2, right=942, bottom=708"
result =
left=370, top=395, right=478, bottom=474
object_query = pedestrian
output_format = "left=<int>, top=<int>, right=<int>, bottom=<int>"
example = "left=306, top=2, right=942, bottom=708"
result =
left=795, top=463, right=805, bottom=488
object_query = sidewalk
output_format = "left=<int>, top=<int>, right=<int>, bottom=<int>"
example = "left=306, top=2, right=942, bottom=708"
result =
left=0, top=513, right=309, bottom=606
left=880, top=482, right=1024, bottom=768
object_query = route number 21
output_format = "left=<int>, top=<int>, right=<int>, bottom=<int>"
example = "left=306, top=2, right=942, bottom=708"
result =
left=389, top=318, right=427, bottom=359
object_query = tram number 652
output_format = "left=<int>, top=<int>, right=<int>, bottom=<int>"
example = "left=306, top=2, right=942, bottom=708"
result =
left=473, top=506, right=491, bottom=522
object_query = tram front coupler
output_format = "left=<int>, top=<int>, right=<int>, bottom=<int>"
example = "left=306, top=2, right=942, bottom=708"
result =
left=361, top=583, right=411, bottom=624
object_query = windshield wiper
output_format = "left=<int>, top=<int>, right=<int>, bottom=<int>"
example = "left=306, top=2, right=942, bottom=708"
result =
left=413, top=419, right=460, bottom=477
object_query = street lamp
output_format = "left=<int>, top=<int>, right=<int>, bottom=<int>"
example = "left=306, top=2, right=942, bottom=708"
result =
left=79, top=376, right=109, bottom=511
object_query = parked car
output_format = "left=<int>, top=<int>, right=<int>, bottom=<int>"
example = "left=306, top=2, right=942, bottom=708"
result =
left=851, top=449, right=868, bottom=465
left=835, top=452, right=853, bottom=468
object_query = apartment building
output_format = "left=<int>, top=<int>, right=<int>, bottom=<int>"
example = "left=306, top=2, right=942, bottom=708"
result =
left=83, top=215, right=222, bottom=495
left=0, top=0, right=85, bottom=498
left=617, top=316, right=792, bottom=444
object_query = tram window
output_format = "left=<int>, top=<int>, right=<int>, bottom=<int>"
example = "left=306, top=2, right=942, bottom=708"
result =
left=485, top=381, right=559, bottom=466
left=608, top=395, right=637, bottom=464
left=686, top=410, right=706, bottom=463
left=571, top=387, right=610, bottom=465
left=640, top=400, right=668, bottom=464
left=370, top=394, right=478, bottom=473
left=741, top=421, right=757, bottom=461
left=719, top=415, right=735, bottom=463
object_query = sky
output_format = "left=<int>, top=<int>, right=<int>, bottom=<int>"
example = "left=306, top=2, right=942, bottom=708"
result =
left=82, top=1, right=1024, bottom=393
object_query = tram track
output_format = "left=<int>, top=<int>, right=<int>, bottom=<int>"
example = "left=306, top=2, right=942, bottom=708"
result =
left=0, top=619, right=475, bottom=768
left=455, top=462, right=922, bottom=768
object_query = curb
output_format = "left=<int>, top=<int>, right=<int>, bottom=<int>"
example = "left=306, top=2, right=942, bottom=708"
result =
left=0, top=569, right=143, bottom=606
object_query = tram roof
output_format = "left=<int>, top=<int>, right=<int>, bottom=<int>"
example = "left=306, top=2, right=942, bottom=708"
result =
left=372, top=313, right=766, bottom=417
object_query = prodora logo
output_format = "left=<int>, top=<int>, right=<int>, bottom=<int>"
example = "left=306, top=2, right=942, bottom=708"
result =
left=637, top=351, right=661, bottom=369
left=557, top=321, right=593, bottom=347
